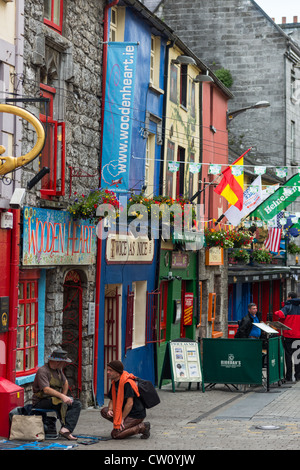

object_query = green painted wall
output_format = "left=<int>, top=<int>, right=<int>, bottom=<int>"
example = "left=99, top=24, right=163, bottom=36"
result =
left=156, top=248, right=198, bottom=383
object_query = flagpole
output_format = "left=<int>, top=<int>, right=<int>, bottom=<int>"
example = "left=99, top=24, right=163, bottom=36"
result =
left=190, top=174, right=221, bottom=202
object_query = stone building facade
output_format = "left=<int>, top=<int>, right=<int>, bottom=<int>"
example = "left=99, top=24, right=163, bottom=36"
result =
left=144, top=0, right=300, bottom=176
left=18, top=0, right=105, bottom=408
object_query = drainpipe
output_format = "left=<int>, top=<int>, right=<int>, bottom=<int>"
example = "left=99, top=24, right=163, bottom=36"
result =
left=7, top=209, right=20, bottom=383
left=93, top=0, right=120, bottom=403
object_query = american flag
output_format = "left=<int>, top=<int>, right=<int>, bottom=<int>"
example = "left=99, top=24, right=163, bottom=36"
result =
left=264, top=212, right=283, bottom=253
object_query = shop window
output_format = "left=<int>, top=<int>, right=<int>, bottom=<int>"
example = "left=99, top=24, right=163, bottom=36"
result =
left=132, top=281, right=147, bottom=348
left=125, top=282, right=148, bottom=350
left=44, top=0, right=63, bottom=34
left=16, top=272, right=40, bottom=376
left=40, top=84, right=65, bottom=197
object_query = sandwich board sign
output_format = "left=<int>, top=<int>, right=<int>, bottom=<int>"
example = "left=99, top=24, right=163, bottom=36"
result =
left=159, top=340, right=204, bottom=392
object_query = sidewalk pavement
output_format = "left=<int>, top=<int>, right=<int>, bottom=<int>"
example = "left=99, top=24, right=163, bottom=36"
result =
left=66, top=380, right=300, bottom=452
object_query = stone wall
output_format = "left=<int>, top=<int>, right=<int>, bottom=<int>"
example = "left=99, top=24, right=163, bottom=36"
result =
left=21, top=0, right=105, bottom=408
left=146, top=0, right=300, bottom=171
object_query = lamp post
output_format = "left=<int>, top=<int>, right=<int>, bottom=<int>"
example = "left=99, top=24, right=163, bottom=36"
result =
left=227, top=100, right=270, bottom=126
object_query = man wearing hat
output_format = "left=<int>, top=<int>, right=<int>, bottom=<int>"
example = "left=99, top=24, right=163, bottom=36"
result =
left=101, top=360, right=150, bottom=439
left=32, top=349, right=82, bottom=440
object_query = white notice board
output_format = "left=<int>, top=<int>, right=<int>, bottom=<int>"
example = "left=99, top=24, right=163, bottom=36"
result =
left=170, top=341, right=202, bottom=383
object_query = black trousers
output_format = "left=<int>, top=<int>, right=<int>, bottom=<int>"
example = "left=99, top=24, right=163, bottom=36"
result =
left=34, top=398, right=82, bottom=433
left=101, top=406, right=147, bottom=439
left=283, top=337, right=300, bottom=381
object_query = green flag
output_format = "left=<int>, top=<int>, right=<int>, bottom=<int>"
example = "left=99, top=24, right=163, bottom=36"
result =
left=250, top=173, right=300, bottom=222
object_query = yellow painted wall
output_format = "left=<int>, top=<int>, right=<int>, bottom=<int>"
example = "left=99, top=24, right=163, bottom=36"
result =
left=0, top=1, right=15, bottom=44
left=163, top=46, right=201, bottom=200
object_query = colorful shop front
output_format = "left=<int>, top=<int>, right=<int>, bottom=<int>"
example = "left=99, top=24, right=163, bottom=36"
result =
left=228, top=266, right=290, bottom=324
left=15, top=207, right=97, bottom=406
left=156, top=239, right=199, bottom=383
left=95, top=232, right=159, bottom=405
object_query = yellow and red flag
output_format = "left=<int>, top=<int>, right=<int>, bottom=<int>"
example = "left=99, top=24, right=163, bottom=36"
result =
left=214, top=148, right=251, bottom=210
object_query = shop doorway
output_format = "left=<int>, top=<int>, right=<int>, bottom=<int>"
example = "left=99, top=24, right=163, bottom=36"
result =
left=104, top=284, right=122, bottom=394
left=62, top=270, right=83, bottom=398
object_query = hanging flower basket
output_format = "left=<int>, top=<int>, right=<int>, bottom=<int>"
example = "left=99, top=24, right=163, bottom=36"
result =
left=127, top=194, right=197, bottom=229
left=204, top=228, right=234, bottom=249
left=67, top=189, right=120, bottom=224
left=230, top=230, right=253, bottom=248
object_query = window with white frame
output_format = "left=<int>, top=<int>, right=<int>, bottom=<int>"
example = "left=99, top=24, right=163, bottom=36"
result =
left=145, top=133, right=155, bottom=196
left=132, top=281, right=147, bottom=348
left=109, top=7, right=125, bottom=42
left=150, top=35, right=161, bottom=89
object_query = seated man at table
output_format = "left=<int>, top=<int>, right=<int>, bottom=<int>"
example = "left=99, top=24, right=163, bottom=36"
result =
left=234, top=303, right=262, bottom=339
left=32, top=349, right=82, bottom=440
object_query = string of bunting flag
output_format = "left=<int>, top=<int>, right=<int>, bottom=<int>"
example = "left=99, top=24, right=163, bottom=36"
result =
left=158, top=160, right=300, bottom=178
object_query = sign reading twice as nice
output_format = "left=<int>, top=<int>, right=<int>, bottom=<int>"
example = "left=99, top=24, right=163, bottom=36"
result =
left=22, top=207, right=96, bottom=266
left=106, top=234, right=154, bottom=264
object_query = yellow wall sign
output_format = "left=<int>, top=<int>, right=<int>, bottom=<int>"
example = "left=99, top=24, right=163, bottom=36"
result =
left=0, top=104, right=45, bottom=175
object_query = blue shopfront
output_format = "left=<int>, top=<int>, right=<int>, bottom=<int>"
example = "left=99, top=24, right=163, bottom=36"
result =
left=95, top=233, right=158, bottom=405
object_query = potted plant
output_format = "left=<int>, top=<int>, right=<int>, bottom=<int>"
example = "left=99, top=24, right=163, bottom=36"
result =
left=204, top=228, right=234, bottom=249
left=230, top=248, right=251, bottom=264
left=287, top=242, right=300, bottom=255
left=251, top=248, right=273, bottom=264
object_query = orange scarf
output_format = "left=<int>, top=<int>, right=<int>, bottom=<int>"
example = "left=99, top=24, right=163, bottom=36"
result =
left=111, top=371, right=140, bottom=430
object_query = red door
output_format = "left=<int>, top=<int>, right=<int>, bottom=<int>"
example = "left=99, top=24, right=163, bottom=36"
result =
left=62, top=270, right=83, bottom=398
left=104, top=286, right=121, bottom=394
left=0, top=228, right=12, bottom=378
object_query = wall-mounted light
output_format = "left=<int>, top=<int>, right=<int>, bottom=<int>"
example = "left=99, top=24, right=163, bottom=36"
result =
left=227, top=100, right=270, bottom=125
left=171, top=55, right=196, bottom=65
left=193, top=74, right=214, bottom=83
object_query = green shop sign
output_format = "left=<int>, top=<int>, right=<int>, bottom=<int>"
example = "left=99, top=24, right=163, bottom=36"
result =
left=251, top=173, right=300, bottom=222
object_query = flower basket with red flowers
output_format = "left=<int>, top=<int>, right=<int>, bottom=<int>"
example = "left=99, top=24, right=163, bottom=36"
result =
left=68, top=188, right=120, bottom=224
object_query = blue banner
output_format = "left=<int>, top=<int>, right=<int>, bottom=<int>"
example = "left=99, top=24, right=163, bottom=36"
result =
left=101, top=42, right=138, bottom=193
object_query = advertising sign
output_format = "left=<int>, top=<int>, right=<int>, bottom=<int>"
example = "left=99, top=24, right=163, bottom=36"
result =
left=251, top=173, right=300, bottom=222
left=183, top=293, right=193, bottom=326
left=159, top=340, right=204, bottom=392
left=22, top=207, right=96, bottom=266
left=101, top=42, right=138, bottom=193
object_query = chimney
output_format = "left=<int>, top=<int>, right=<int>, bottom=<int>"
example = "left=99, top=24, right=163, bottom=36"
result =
left=282, top=17, right=286, bottom=24
left=294, top=16, right=298, bottom=23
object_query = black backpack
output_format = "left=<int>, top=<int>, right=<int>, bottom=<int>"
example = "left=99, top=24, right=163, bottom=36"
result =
left=136, top=378, right=160, bottom=409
